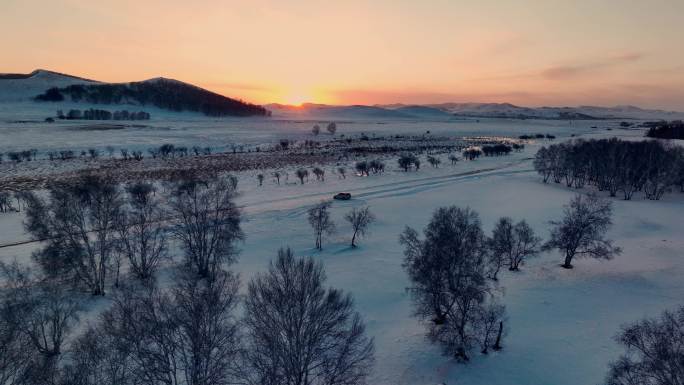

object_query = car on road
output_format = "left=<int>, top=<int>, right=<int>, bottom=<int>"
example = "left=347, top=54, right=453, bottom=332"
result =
left=333, top=192, right=352, bottom=200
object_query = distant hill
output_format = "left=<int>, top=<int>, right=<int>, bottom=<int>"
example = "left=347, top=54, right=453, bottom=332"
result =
left=0, top=70, right=269, bottom=117
left=266, top=103, right=447, bottom=120
left=394, top=105, right=454, bottom=119
left=267, top=101, right=684, bottom=121
left=418, top=102, right=684, bottom=120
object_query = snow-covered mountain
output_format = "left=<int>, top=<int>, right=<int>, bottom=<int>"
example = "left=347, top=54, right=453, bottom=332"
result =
left=0, top=69, right=98, bottom=102
left=0, top=70, right=268, bottom=117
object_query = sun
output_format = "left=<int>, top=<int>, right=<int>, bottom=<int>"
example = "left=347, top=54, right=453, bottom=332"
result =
left=285, top=94, right=308, bottom=106
left=280, top=89, right=322, bottom=106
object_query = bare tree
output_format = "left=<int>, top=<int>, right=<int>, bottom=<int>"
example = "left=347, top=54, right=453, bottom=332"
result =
left=116, top=182, right=168, bottom=281
left=427, top=156, right=441, bottom=168
left=605, top=305, right=684, bottom=385
left=509, top=220, right=542, bottom=271
left=337, top=167, right=347, bottom=179
left=243, top=248, right=374, bottom=385
left=345, top=207, right=375, bottom=247
left=296, top=168, right=309, bottom=184
left=272, top=171, right=282, bottom=185
left=488, top=218, right=542, bottom=276
left=487, top=217, right=514, bottom=281
left=24, top=174, right=123, bottom=295
left=0, top=262, right=34, bottom=385
left=257, top=173, right=264, bottom=186
left=0, top=263, right=80, bottom=385
left=169, top=176, right=243, bottom=278
left=70, top=269, right=242, bottom=385
left=313, top=167, right=325, bottom=181
left=308, top=201, right=335, bottom=250
left=400, top=206, right=505, bottom=361
left=475, top=302, right=507, bottom=354
left=326, top=122, right=337, bottom=135
left=544, top=193, right=621, bottom=269
left=0, top=191, right=14, bottom=213
left=312, top=124, right=321, bottom=136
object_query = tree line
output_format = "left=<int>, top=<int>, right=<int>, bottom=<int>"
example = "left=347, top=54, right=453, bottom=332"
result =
left=35, top=79, right=269, bottom=117
left=644, top=120, right=684, bottom=140
left=534, top=138, right=684, bottom=200
left=56, top=109, right=151, bottom=121
left=0, top=174, right=374, bottom=385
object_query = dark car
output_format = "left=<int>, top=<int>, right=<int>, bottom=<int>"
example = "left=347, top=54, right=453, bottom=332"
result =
left=333, top=192, right=352, bottom=200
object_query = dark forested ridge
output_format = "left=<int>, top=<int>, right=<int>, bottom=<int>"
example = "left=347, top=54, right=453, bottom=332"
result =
left=34, top=78, right=270, bottom=117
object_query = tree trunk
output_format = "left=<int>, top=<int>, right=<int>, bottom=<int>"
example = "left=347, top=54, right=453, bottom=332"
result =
left=351, top=230, right=357, bottom=247
left=493, top=321, right=503, bottom=351
left=562, top=252, right=574, bottom=269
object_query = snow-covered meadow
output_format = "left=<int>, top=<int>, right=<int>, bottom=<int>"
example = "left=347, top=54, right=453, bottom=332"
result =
left=1, top=115, right=682, bottom=385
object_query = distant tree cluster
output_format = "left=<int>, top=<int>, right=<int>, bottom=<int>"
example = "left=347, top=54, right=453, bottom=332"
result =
left=463, top=147, right=483, bottom=160
left=534, top=138, right=684, bottom=200
left=3, top=149, right=37, bottom=163
left=355, top=159, right=385, bottom=176
left=481, top=144, right=512, bottom=156
left=644, top=120, right=684, bottom=140
left=519, top=133, right=555, bottom=140
left=398, top=153, right=420, bottom=171
left=56, top=109, right=150, bottom=120
left=36, top=79, right=269, bottom=117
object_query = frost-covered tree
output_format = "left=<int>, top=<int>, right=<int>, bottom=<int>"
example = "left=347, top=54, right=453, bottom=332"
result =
left=68, top=270, right=241, bottom=385
left=427, top=156, right=441, bottom=168
left=243, top=248, right=374, bottom=385
left=296, top=168, right=309, bottom=184
left=508, top=220, right=542, bottom=271
left=345, top=206, right=375, bottom=247
left=24, top=174, right=123, bottom=295
left=0, top=263, right=80, bottom=385
left=312, top=124, right=321, bottom=136
left=355, top=161, right=369, bottom=176
left=326, top=122, right=337, bottom=135
left=337, top=166, right=347, bottom=179
left=605, top=305, right=684, bottom=385
left=308, top=201, right=335, bottom=250
left=400, top=206, right=506, bottom=361
left=116, top=182, right=168, bottom=281
left=257, top=173, right=264, bottom=186
left=169, top=176, right=243, bottom=278
left=272, top=171, right=282, bottom=185
left=398, top=154, right=419, bottom=172
left=544, top=193, right=621, bottom=269
left=313, top=167, right=325, bottom=181
left=488, top=218, right=542, bottom=276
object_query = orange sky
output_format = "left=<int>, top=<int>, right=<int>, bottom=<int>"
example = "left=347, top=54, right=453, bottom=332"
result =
left=2, top=0, right=684, bottom=109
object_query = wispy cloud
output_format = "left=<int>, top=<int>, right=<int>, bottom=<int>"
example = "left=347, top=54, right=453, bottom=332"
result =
left=540, top=52, right=644, bottom=80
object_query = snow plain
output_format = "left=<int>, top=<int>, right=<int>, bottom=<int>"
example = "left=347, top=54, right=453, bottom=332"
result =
left=0, top=114, right=682, bottom=385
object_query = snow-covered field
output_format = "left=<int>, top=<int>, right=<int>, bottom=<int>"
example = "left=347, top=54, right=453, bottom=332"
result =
left=1, top=116, right=682, bottom=385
